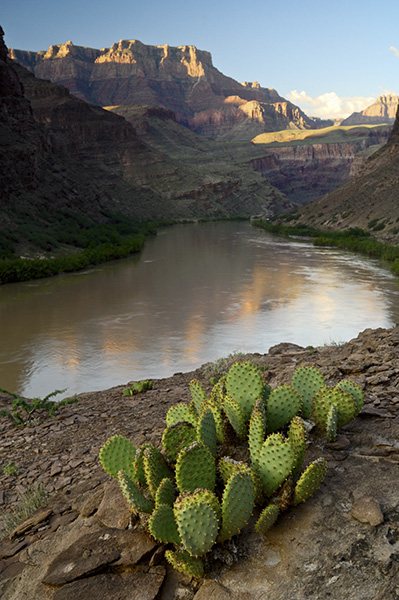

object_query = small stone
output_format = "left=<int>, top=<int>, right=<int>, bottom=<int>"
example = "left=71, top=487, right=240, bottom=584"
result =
left=351, top=496, right=384, bottom=526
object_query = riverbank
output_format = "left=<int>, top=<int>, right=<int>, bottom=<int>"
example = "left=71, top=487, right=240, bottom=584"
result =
left=252, top=219, right=399, bottom=276
left=1, top=326, right=399, bottom=599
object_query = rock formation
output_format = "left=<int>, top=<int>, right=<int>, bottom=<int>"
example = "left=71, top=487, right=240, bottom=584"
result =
left=248, top=126, right=391, bottom=204
left=9, top=39, right=329, bottom=140
left=275, top=103, right=399, bottom=241
left=341, top=94, right=398, bottom=126
left=1, top=27, right=293, bottom=254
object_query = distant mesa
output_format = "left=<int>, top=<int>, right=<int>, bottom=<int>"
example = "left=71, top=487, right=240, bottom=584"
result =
left=341, top=95, right=398, bottom=126
left=9, top=38, right=332, bottom=141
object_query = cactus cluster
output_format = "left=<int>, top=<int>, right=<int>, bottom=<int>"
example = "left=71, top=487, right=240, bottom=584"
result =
left=99, top=361, right=363, bottom=578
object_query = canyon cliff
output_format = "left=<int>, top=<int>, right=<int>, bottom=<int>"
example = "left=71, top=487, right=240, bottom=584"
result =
left=341, top=94, right=398, bottom=126
left=274, top=104, right=399, bottom=242
left=1, top=28, right=292, bottom=254
left=248, top=126, right=391, bottom=204
left=9, top=39, right=330, bottom=141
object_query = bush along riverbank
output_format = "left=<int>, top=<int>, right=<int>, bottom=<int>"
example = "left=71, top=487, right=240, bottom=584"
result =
left=252, top=219, right=399, bottom=276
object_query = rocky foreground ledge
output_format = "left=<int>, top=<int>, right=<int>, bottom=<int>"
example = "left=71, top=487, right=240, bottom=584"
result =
left=1, top=327, right=399, bottom=600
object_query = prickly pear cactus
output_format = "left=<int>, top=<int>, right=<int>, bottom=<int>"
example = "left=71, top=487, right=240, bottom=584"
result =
left=312, top=387, right=357, bottom=434
left=287, top=416, right=307, bottom=477
left=162, top=421, right=197, bottom=462
left=165, top=549, right=204, bottom=579
left=175, top=497, right=219, bottom=557
left=291, top=366, right=325, bottom=419
left=335, top=379, right=364, bottom=414
left=223, top=394, right=247, bottom=438
left=148, top=503, right=181, bottom=545
left=189, top=379, right=207, bottom=416
left=218, top=469, right=255, bottom=542
left=293, top=458, right=327, bottom=505
left=166, top=402, right=197, bottom=427
left=266, top=384, right=302, bottom=433
left=225, top=361, right=264, bottom=421
left=255, top=433, right=296, bottom=496
left=248, top=399, right=267, bottom=465
left=196, top=407, right=217, bottom=457
left=99, top=359, right=362, bottom=580
left=99, top=435, right=136, bottom=481
left=117, top=470, right=155, bottom=514
left=143, top=445, right=173, bottom=497
left=255, top=503, right=279, bottom=533
left=175, top=441, right=216, bottom=493
left=155, top=477, right=176, bottom=507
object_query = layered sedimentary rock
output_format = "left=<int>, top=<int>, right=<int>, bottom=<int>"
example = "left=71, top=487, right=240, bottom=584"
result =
left=341, top=94, right=398, bottom=126
left=276, top=104, right=399, bottom=241
left=10, top=39, right=328, bottom=140
left=248, top=127, right=391, bottom=204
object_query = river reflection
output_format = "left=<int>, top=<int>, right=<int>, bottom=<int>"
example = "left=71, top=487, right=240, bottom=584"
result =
left=0, top=221, right=398, bottom=398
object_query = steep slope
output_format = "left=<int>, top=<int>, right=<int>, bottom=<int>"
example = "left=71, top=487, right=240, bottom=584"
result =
left=9, top=39, right=329, bottom=140
left=1, top=28, right=291, bottom=255
left=341, top=94, right=398, bottom=126
left=248, top=124, right=391, bottom=204
left=274, top=105, right=399, bottom=242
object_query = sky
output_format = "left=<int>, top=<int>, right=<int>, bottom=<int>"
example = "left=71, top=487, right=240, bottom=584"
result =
left=2, top=0, right=399, bottom=119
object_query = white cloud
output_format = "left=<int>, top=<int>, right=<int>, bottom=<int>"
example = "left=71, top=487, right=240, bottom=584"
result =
left=389, top=45, right=399, bottom=57
left=287, top=90, right=376, bottom=119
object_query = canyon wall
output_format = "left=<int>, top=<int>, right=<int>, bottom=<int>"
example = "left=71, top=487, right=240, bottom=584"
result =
left=9, top=40, right=330, bottom=140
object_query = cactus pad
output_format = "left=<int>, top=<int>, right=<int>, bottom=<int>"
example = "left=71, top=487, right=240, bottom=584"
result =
left=155, top=477, right=176, bottom=507
left=225, top=361, right=264, bottom=422
left=335, top=380, right=364, bottom=414
left=175, top=441, right=216, bottom=493
left=266, top=385, right=302, bottom=433
left=287, top=416, right=307, bottom=476
left=218, top=469, right=255, bottom=542
left=293, top=458, right=327, bottom=505
left=189, top=379, right=207, bottom=416
left=117, top=470, right=155, bottom=514
left=175, top=499, right=219, bottom=557
left=205, top=398, right=225, bottom=444
left=166, top=402, right=198, bottom=428
left=134, top=444, right=151, bottom=486
left=165, top=549, right=204, bottom=579
left=148, top=503, right=181, bottom=544
left=256, top=433, right=295, bottom=496
left=196, top=407, right=217, bottom=457
left=248, top=399, right=267, bottom=465
left=162, top=421, right=196, bottom=462
left=223, top=394, right=247, bottom=439
left=291, top=366, right=325, bottom=419
left=326, top=403, right=338, bottom=442
left=255, top=503, right=280, bottom=534
left=143, top=445, right=173, bottom=498
left=312, top=387, right=357, bottom=433
left=99, top=435, right=136, bottom=481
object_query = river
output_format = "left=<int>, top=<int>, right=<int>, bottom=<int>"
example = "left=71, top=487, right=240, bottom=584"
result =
left=0, top=221, right=398, bottom=399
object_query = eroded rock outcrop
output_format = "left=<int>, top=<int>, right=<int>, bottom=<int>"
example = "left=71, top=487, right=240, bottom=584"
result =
left=278, top=104, right=399, bottom=240
left=341, top=94, right=398, bottom=126
left=9, top=39, right=329, bottom=140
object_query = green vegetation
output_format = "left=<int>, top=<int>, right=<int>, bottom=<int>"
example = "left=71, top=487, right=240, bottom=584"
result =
left=252, top=124, right=390, bottom=146
left=252, top=219, right=399, bottom=276
left=99, top=361, right=363, bottom=578
left=123, top=380, right=153, bottom=396
left=0, top=388, right=77, bottom=427
left=2, top=462, right=21, bottom=477
left=0, top=484, right=47, bottom=537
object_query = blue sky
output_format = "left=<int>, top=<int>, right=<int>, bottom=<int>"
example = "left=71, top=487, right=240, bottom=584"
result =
left=2, top=0, right=399, bottom=118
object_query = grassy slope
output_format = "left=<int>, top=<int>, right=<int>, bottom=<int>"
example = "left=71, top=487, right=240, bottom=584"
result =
left=251, top=124, right=390, bottom=146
